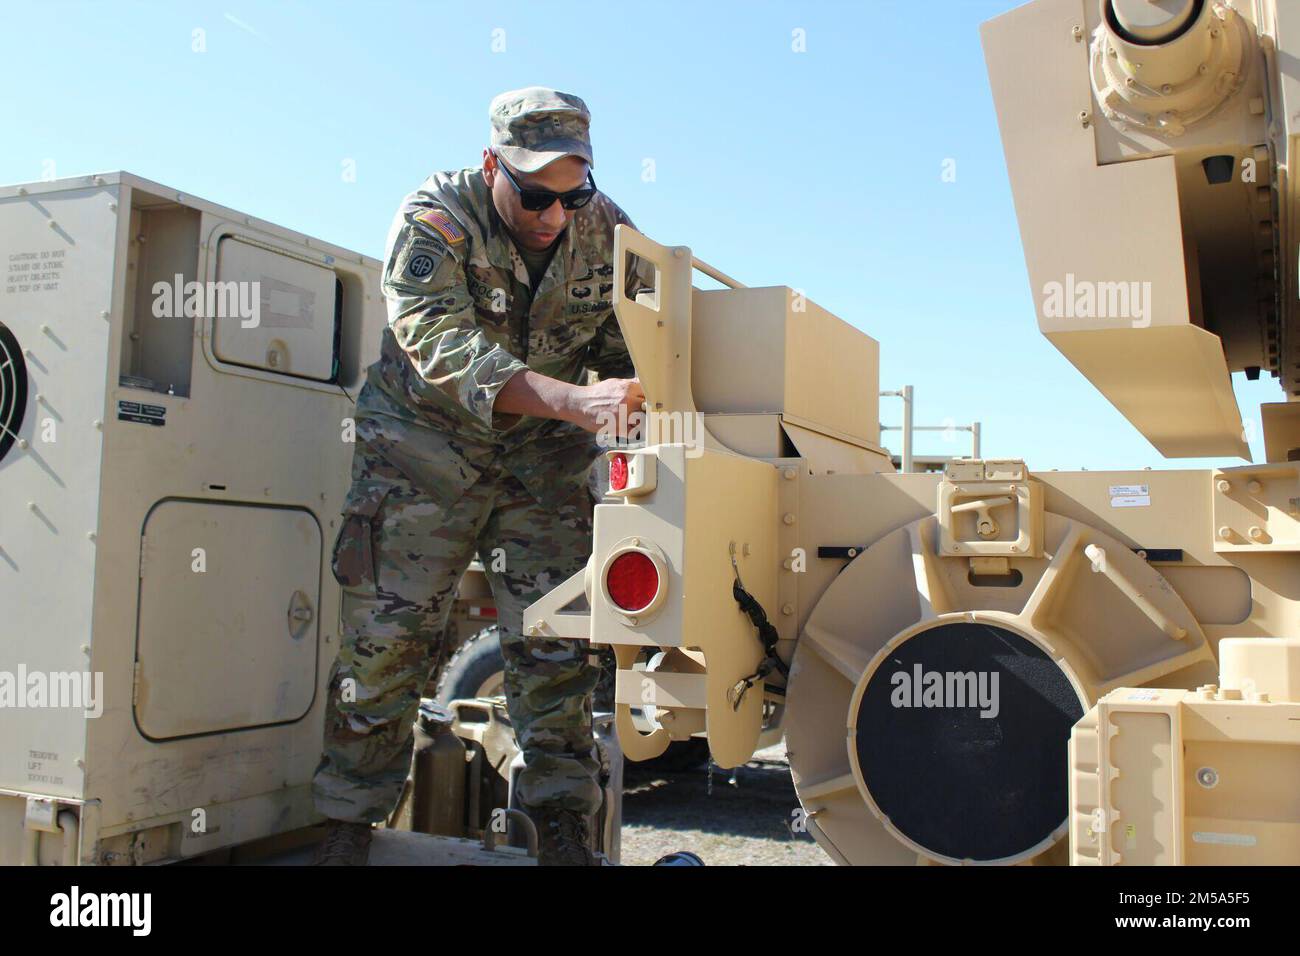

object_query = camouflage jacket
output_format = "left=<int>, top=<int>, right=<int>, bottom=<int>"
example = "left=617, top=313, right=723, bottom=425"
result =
left=355, top=166, right=645, bottom=509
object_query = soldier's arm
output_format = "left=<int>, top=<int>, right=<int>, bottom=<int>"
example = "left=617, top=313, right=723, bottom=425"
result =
left=384, top=217, right=528, bottom=430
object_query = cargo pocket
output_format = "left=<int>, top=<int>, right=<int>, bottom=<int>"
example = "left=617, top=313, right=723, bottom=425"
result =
left=330, top=482, right=392, bottom=592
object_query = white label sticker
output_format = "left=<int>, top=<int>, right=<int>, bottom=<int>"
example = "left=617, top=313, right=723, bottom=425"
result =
left=1111, top=495, right=1151, bottom=508
left=1109, top=484, right=1149, bottom=497
left=1192, top=831, right=1257, bottom=847
left=1127, top=690, right=1159, bottom=701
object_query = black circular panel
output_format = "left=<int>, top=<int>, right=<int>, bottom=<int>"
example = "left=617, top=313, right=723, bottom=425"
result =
left=0, top=321, right=28, bottom=464
left=854, top=621, right=1084, bottom=862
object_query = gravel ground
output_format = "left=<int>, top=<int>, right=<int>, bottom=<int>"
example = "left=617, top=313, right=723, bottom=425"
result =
left=618, top=742, right=832, bottom=866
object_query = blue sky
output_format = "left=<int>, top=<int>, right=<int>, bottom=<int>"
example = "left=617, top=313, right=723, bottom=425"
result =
left=1, top=0, right=1280, bottom=470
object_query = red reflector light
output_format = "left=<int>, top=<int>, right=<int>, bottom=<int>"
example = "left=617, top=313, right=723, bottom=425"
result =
left=606, top=551, right=658, bottom=612
left=609, top=453, right=629, bottom=492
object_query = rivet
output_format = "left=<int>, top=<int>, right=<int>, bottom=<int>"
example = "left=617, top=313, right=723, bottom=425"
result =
left=782, top=467, right=796, bottom=480
left=1216, top=478, right=1231, bottom=493
left=1247, top=480, right=1262, bottom=494
left=781, top=604, right=794, bottom=615
left=782, top=513, right=795, bottom=525
left=1217, top=526, right=1232, bottom=540
left=1248, top=526, right=1265, bottom=540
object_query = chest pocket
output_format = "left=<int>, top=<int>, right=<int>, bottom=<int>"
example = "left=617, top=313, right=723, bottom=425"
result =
left=468, top=264, right=518, bottom=332
left=565, top=262, right=615, bottom=322
left=520, top=263, right=609, bottom=364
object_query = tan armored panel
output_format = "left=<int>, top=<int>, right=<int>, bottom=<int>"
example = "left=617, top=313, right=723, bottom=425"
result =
left=981, top=0, right=1300, bottom=459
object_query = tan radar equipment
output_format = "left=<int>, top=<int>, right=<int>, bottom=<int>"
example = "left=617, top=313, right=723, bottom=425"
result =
left=528, top=220, right=1300, bottom=865
left=983, top=0, right=1300, bottom=460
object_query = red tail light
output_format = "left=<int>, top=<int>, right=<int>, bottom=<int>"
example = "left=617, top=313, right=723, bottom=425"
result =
left=606, top=551, right=659, bottom=612
left=609, top=452, right=629, bottom=492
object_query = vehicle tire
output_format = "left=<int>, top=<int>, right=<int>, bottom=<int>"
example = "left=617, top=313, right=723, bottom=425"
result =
left=435, top=626, right=506, bottom=703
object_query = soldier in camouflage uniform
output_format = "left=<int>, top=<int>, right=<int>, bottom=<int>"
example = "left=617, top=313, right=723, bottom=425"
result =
left=312, top=88, right=648, bottom=866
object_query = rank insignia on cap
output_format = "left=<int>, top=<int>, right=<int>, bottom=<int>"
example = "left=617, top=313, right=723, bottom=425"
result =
left=414, top=209, right=465, bottom=245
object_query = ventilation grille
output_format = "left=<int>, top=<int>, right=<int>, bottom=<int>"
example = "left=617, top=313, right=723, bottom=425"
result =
left=0, top=321, right=28, bottom=463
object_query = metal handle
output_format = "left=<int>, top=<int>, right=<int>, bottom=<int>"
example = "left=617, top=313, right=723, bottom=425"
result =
left=482, top=808, right=539, bottom=858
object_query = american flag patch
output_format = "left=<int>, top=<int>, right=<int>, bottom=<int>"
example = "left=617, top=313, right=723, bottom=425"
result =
left=414, top=208, right=465, bottom=245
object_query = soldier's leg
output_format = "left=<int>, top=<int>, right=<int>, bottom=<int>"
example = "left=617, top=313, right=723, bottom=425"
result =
left=312, top=442, right=485, bottom=823
left=479, top=479, right=603, bottom=815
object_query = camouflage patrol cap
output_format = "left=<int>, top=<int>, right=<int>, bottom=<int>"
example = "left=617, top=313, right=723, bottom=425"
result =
left=489, top=87, right=594, bottom=173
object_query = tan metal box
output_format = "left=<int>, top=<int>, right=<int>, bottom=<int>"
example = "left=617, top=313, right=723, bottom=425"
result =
left=691, top=286, right=879, bottom=447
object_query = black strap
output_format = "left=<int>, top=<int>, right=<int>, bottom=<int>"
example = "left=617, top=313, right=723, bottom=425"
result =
left=727, top=578, right=789, bottom=710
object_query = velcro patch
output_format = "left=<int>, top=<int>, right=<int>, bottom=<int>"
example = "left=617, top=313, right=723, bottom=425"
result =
left=414, top=208, right=466, bottom=245
left=392, top=234, right=452, bottom=285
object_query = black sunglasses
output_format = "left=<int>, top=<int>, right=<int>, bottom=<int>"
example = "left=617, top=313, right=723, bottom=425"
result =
left=493, top=153, right=598, bottom=211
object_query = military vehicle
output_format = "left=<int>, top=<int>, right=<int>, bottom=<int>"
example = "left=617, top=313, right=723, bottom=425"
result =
left=5, top=0, right=1299, bottom=867
left=526, top=0, right=1300, bottom=866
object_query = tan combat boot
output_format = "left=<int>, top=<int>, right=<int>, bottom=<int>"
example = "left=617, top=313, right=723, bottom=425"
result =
left=313, top=820, right=373, bottom=866
left=530, top=807, right=597, bottom=866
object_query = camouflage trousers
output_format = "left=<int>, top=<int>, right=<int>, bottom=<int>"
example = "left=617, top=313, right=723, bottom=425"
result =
left=311, top=438, right=601, bottom=823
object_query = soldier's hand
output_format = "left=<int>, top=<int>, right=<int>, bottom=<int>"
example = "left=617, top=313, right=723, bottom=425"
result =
left=570, top=377, right=645, bottom=436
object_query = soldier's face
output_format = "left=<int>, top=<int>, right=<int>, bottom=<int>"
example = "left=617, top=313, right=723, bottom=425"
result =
left=484, top=151, right=589, bottom=252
